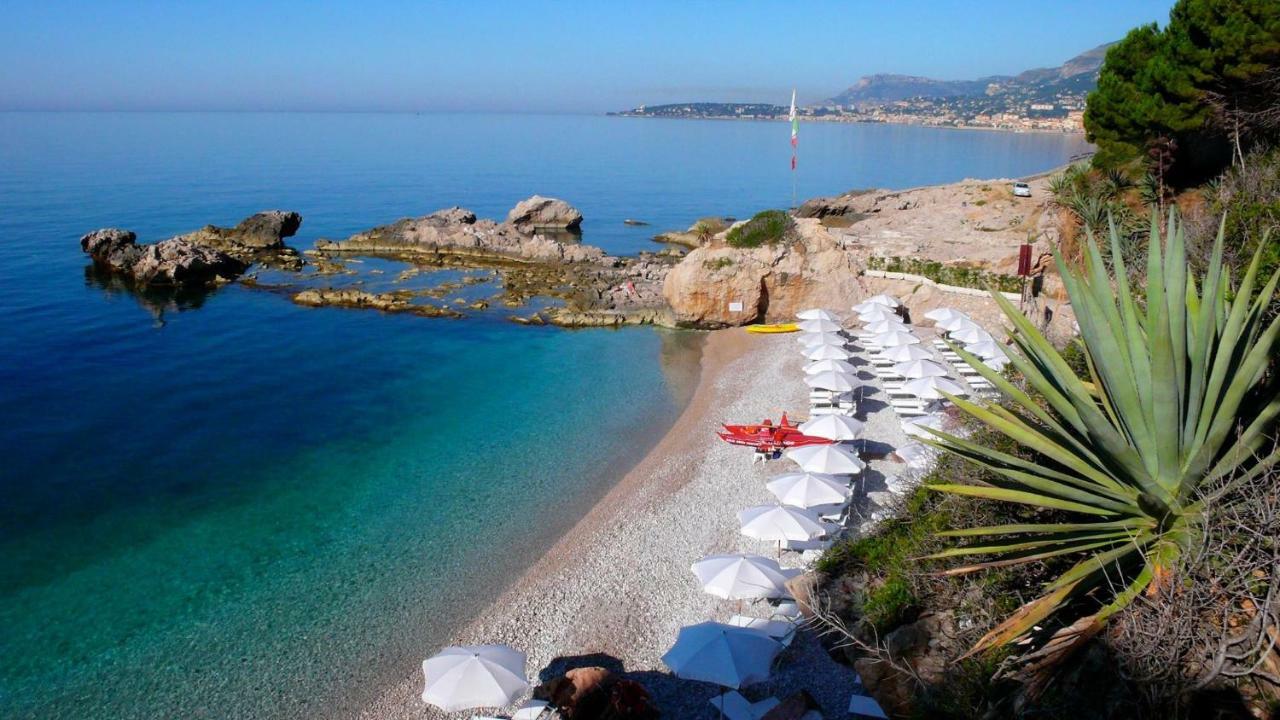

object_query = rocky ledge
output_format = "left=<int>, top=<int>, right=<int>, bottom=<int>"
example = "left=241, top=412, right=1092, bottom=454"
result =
left=80, top=211, right=304, bottom=288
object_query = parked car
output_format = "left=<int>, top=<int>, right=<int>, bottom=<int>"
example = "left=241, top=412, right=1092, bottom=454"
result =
left=1012, top=182, right=1032, bottom=197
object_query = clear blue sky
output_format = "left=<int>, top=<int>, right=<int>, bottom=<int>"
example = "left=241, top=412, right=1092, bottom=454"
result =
left=0, top=0, right=1174, bottom=113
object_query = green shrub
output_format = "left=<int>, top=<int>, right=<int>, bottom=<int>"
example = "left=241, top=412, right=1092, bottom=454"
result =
left=865, top=255, right=1023, bottom=294
left=725, top=210, right=793, bottom=248
left=701, top=257, right=734, bottom=270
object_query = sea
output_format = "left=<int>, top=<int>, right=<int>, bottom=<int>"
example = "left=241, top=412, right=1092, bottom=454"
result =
left=0, top=112, right=1089, bottom=719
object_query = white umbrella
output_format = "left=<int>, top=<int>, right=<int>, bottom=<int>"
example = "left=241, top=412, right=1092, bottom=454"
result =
left=951, top=325, right=994, bottom=345
left=858, top=294, right=900, bottom=309
left=877, top=344, right=934, bottom=362
left=903, top=376, right=968, bottom=400
left=738, top=504, right=828, bottom=542
left=891, top=358, right=950, bottom=379
left=862, top=318, right=909, bottom=334
left=872, top=330, right=921, bottom=348
left=938, top=314, right=976, bottom=332
left=766, top=472, right=851, bottom=508
left=785, top=443, right=866, bottom=474
left=422, top=645, right=529, bottom=712
left=923, top=308, right=969, bottom=326
left=804, top=358, right=858, bottom=375
left=803, top=344, right=853, bottom=361
left=796, top=308, right=839, bottom=321
left=797, top=331, right=845, bottom=347
left=856, top=305, right=897, bottom=323
left=799, top=414, right=865, bottom=440
left=797, top=318, right=841, bottom=333
left=965, top=339, right=1008, bottom=360
left=691, top=553, right=792, bottom=600
left=661, top=622, right=781, bottom=689
left=804, top=371, right=859, bottom=392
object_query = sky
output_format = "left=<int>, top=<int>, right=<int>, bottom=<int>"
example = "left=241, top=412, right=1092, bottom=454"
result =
left=0, top=0, right=1175, bottom=113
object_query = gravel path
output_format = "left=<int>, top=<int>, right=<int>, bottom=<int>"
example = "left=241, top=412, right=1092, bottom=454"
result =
left=360, top=326, right=924, bottom=720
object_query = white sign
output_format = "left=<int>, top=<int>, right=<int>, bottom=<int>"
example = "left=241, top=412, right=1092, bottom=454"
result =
left=729, top=302, right=744, bottom=312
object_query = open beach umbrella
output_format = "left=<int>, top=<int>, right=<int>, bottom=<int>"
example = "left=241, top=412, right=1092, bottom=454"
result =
left=799, top=414, right=865, bottom=440
left=965, top=339, right=1008, bottom=360
left=891, top=358, right=950, bottom=379
left=857, top=294, right=900, bottom=309
left=923, top=308, right=968, bottom=327
left=804, top=358, right=858, bottom=375
left=877, top=343, right=934, bottom=362
left=803, top=344, right=853, bottom=361
left=796, top=308, right=839, bottom=322
left=422, top=645, right=529, bottom=712
left=797, top=331, right=845, bottom=347
left=951, top=325, right=994, bottom=345
left=937, top=314, right=977, bottom=332
left=804, top=371, right=859, bottom=393
left=872, top=330, right=921, bottom=348
left=661, top=621, right=781, bottom=689
left=797, top=318, right=841, bottom=333
left=903, top=376, right=968, bottom=400
left=767, top=472, right=851, bottom=508
left=862, top=318, right=909, bottom=334
left=691, top=553, right=792, bottom=600
left=738, top=504, right=828, bottom=542
left=856, top=305, right=897, bottom=323
left=785, top=443, right=866, bottom=474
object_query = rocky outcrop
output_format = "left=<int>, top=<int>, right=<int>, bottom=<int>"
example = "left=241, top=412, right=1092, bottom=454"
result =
left=81, top=228, right=248, bottom=287
left=652, top=216, right=734, bottom=249
left=662, top=218, right=862, bottom=327
left=174, top=210, right=302, bottom=252
left=506, top=195, right=583, bottom=233
left=292, top=288, right=462, bottom=317
left=315, top=202, right=602, bottom=265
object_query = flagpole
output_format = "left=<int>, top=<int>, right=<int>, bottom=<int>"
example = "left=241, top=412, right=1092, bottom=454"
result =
left=789, top=88, right=798, bottom=210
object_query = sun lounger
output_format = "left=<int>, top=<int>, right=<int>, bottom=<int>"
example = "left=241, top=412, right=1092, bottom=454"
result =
left=849, top=692, right=889, bottom=718
left=783, top=537, right=834, bottom=552
left=729, top=614, right=798, bottom=647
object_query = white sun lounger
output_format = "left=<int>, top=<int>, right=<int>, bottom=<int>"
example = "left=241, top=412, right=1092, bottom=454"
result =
left=729, top=615, right=798, bottom=647
left=512, top=700, right=551, bottom=720
left=710, top=691, right=782, bottom=720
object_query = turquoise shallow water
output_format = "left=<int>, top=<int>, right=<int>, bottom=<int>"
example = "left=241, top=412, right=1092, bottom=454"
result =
left=0, top=112, right=1088, bottom=719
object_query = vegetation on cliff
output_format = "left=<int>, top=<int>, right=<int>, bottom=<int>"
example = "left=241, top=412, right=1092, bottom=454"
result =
left=1084, top=0, right=1279, bottom=182
left=725, top=210, right=795, bottom=248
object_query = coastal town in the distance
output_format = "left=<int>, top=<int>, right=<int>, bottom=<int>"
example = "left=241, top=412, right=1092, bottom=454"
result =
left=610, top=43, right=1107, bottom=133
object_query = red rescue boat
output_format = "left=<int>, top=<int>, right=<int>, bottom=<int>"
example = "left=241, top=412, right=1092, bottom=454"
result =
left=717, top=413, right=833, bottom=452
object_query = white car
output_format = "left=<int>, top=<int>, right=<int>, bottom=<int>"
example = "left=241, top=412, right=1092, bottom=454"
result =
left=1012, top=182, right=1032, bottom=197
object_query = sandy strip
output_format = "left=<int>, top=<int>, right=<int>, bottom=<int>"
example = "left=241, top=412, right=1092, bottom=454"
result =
left=360, top=328, right=893, bottom=719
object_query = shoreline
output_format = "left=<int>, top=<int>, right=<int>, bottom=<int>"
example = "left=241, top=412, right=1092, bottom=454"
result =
left=358, top=327, right=869, bottom=718
left=608, top=113, right=1086, bottom=136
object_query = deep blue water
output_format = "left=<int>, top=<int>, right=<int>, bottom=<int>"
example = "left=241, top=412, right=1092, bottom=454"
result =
left=0, top=112, right=1088, bottom=719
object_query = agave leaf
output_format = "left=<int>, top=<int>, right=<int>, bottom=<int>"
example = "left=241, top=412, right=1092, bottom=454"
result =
left=927, top=484, right=1119, bottom=516
left=964, top=581, right=1084, bottom=657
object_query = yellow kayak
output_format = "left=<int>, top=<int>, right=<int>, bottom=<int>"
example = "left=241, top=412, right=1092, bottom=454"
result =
left=745, top=323, right=799, bottom=334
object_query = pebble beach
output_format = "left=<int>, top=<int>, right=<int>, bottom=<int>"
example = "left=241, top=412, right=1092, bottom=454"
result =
left=362, top=325, right=920, bottom=719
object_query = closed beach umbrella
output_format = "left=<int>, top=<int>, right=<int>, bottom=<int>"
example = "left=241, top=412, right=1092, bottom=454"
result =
left=951, top=325, right=994, bottom=345
left=785, top=443, right=866, bottom=474
left=804, top=371, right=859, bottom=392
left=903, top=376, right=968, bottom=400
left=797, top=318, right=841, bottom=333
left=877, top=344, right=934, bottom=362
left=965, top=339, right=1008, bottom=360
left=691, top=553, right=792, bottom=599
left=799, top=414, right=865, bottom=440
left=862, top=318, right=909, bottom=334
left=767, top=472, right=851, bottom=508
left=798, top=331, right=845, bottom=347
left=804, top=344, right=853, bottom=361
left=422, top=645, right=529, bottom=712
left=804, top=358, right=858, bottom=375
left=661, top=622, right=781, bottom=689
left=891, top=358, right=950, bottom=379
left=796, top=308, right=839, bottom=321
left=872, top=330, right=921, bottom=348
left=738, top=504, right=828, bottom=542
left=924, top=308, right=969, bottom=327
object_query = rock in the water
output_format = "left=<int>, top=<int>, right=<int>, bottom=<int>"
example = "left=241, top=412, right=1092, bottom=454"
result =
left=80, top=228, right=247, bottom=287
left=623, top=218, right=649, bottom=226
left=505, top=195, right=583, bottom=234
left=175, top=210, right=302, bottom=252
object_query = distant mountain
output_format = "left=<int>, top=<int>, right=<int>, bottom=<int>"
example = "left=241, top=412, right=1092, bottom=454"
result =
left=826, top=43, right=1113, bottom=107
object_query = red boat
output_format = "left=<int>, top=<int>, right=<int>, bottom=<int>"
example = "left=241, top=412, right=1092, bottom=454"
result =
left=717, top=413, right=834, bottom=452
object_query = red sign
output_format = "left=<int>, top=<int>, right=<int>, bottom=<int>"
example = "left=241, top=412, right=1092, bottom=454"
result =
left=1017, top=244, right=1033, bottom=276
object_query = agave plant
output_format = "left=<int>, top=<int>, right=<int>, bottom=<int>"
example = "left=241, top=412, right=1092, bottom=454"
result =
left=923, top=211, right=1280, bottom=656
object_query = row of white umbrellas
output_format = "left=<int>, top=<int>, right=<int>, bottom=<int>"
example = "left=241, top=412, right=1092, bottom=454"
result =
left=922, top=308, right=1008, bottom=364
